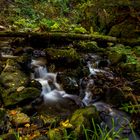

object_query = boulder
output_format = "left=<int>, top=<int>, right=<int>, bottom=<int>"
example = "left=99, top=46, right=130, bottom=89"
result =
left=0, top=59, right=29, bottom=89
left=75, top=41, right=100, bottom=52
left=45, top=48, right=81, bottom=68
left=2, top=87, right=40, bottom=107
left=70, top=106, right=100, bottom=137
left=0, top=59, right=41, bottom=107
left=107, top=44, right=127, bottom=65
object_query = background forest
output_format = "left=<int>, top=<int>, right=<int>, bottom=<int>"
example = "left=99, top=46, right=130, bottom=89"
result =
left=0, top=0, right=140, bottom=40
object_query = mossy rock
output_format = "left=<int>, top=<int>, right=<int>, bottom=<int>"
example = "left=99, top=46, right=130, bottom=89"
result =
left=45, top=48, right=81, bottom=68
left=56, top=73, right=79, bottom=95
left=0, top=59, right=29, bottom=89
left=107, top=44, right=128, bottom=64
left=107, top=44, right=140, bottom=70
left=108, top=51, right=126, bottom=65
left=70, top=106, right=100, bottom=137
left=2, top=87, right=40, bottom=107
left=60, top=66, right=90, bottom=79
left=76, top=41, right=100, bottom=52
left=109, top=18, right=139, bottom=38
left=119, top=54, right=140, bottom=73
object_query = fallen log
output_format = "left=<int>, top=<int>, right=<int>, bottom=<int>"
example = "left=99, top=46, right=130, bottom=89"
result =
left=0, top=31, right=117, bottom=43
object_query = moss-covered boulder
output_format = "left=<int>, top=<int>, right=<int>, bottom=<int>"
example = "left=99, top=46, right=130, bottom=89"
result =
left=108, top=17, right=139, bottom=39
left=107, top=44, right=140, bottom=73
left=107, top=44, right=127, bottom=65
left=75, top=41, right=100, bottom=52
left=56, top=72, right=79, bottom=95
left=118, top=55, right=140, bottom=73
left=73, top=0, right=139, bottom=37
left=0, top=58, right=41, bottom=107
left=2, top=87, right=40, bottom=107
left=45, top=48, right=81, bottom=68
left=70, top=106, right=100, bottom=137
left=0, top=59, right=29, bottom=89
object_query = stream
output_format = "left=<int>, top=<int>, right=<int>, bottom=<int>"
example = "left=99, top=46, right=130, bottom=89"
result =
left=0, top=45, right=140, bottom=140
left=30, top=53, right=140, bottom=140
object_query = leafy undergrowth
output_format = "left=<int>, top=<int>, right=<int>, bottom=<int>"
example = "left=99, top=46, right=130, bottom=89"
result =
left=0, top=0, right=89, bottom=33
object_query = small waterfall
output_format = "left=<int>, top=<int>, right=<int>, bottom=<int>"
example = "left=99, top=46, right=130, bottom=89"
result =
left=36, top=79, right=51, bottom=95
left=82, top=54, right=140, bottom=140
left=34, top=66, right=47, bottom=78
left=31, top=58, right=81, bottom=111
left=87, top=54, right=114, bottom=79
left=31, top=59, right=47, bottom=79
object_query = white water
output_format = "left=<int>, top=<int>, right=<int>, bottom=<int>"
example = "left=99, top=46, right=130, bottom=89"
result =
left=31, top=58, right=81, bottom=108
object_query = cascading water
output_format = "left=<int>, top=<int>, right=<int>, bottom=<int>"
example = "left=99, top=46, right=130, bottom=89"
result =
left=31, top=58, right=81, bottom=114
left=81, top=54, right=140, bottom=140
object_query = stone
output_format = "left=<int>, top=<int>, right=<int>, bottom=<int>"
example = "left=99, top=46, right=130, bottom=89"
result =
left=45, top=48, right=81, bottom=68
left=0, top=59, right=29, bottom=89
left=76, top=41, right=100, bottom=52
left=2, top=87, right=40, bottom=107
left=0, top=59, right=41, bottom=107
left=107, top=44, right=127, bottom=65
left=70, top=106, right=100, bottom=137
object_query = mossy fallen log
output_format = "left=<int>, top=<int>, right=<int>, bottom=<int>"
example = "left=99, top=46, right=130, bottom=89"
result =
left=0, top=31, right=117, bottom=43
left=1, top=31, right=139, bottom=46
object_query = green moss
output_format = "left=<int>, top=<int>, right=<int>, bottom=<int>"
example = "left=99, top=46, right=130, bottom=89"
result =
left=77, top=41, right=99, bottom=52
left=2, top=87, right=40, bottom=107
left=46, top=47, right=81, bottom=68
left=70, top=106, right=99, bottom=137
left=73, top=26, right=87, bottom=34
left=109, top=19, right=139, bottom=38
left=107, top=44, right=139, bottom=66
left=0, top=59, right=29, bottom=89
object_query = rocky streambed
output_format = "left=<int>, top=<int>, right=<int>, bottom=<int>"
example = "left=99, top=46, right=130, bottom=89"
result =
left=0, top=38, right=140, bottom=140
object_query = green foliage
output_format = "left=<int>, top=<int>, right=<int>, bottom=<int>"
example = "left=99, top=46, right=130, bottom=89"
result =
left=48, top=0, right=70, bottom=15
left=120, top=102, right=140, bottom=114
left=82, top=118, right=133, bottom=140
left=73, top=26, right=87, bottom=33
left=13, top=17, right=37, bottom=31
left=109, top=45, right=139, bottom=64
left=14, top=0, right=36, bottom=19
left=39, top=18, right=56, bottom=31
